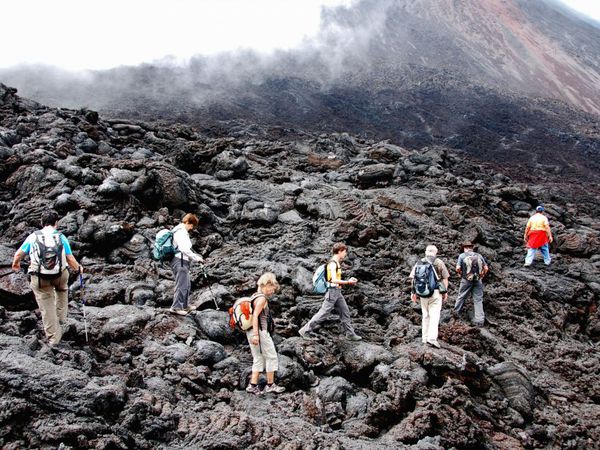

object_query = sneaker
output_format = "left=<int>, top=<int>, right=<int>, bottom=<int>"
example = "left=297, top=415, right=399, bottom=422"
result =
left=299, top=327, right=318, bottom=341
left=264, top=383, right=285, bottom=394
left=245, top=383, right=261, bottom=395
left=169, top=308, right=189, bottom=316
left=426, top=339, right=441, bottom=348
left=346, top=334, right=363, bottom=342
left=523, top=263, right=532, bottom=267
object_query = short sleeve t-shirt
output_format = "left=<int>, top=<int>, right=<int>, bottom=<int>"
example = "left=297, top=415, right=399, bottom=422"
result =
left=410, top=257, right=449, bottom=280
left=19, top=226, right=73, bottom=256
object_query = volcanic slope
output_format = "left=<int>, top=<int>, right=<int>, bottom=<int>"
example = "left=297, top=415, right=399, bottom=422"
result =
left=1, top=84, right=599, bottom=448
left=2, top=0, right=600, bottom=179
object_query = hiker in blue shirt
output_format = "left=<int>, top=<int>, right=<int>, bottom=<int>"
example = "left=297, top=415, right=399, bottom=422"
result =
left=12, top=210, right=82, bottom=347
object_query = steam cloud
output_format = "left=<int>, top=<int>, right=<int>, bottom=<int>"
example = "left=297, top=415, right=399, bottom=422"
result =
left=1, top=0, right=599, bottom=117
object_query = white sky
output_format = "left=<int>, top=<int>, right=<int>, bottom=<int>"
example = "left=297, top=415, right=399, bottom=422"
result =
left=0, top=0, right=354, bottom=71
left=0, top=0, right=598, bottom=71
left=560, top=0, right=600, bottom=22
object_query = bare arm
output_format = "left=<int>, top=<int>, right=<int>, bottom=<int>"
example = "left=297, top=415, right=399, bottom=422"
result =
left=411, top=279, right=418, bottom=303
left=481, top=264, right=489, bottom=278
left=66, top=254, right=82, bottom=273
left=545, top=220, right=553, bottom=243
left=12, top=250, right=26, bottom=271
left=524, top=220, right=531, bottom=241
left=250, top=296, right=267, bottom=345
left=441, top=277, right=449, bottom=301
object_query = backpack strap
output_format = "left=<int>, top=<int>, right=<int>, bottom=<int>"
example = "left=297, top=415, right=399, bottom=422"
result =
left=430, top=260, right=440, bottom=281
left=170, top=225, right=183, bottom=262
left=33, top=231, right=43, bottom=286
left=250, top=293, right=267, bottom=330
left=326, top=259, right=340, bottom=283
left=55, top=232, right=64, bottom=274
left=422, top=257, right=440, bottom=281
left=250, top=293, right=270, bottom=351
left=251, top=292, right=267, bottom=302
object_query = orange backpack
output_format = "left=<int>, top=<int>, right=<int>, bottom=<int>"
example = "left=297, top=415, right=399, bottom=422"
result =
left=228, top=293, right=264, bottom=331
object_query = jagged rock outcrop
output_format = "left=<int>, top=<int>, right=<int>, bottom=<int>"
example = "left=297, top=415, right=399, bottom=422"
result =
left=0, top=83, right=599, bottom=448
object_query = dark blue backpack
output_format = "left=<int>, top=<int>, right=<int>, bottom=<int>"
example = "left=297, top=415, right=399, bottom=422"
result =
left=413, top=260, right=438, bottom=297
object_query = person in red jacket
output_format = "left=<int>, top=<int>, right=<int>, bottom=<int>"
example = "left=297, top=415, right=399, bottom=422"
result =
left=524, top=205, right=553, bottom=266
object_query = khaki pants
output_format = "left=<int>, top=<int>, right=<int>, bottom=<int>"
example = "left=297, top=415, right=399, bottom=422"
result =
left=420, top=290, right=442, bottom=343
left=30, top=270, right=69, bottom=346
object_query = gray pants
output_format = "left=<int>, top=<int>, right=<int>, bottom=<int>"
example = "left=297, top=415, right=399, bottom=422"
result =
left=454, top=278, right=484, bottom=325
left=302, top=289, right=356, bottom=336
left=170, top=257, right=191, bottom=310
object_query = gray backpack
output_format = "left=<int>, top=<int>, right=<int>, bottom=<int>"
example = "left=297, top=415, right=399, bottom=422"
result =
left=30, top=231, right=64, bottom=279
left=462, top=253, right=484, bottom=281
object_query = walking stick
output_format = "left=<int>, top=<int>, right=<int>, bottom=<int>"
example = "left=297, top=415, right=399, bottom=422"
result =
left=200, top=265, right=219, bottom=310
left=79, top=273, right=89, bottom=343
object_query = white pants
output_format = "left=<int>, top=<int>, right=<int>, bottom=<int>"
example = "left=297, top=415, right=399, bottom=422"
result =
left=420, top=290, right=442, bottom=342
left=246, top=329, right=278, bottom=373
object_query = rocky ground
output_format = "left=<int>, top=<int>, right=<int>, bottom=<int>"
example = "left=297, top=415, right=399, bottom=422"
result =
left=1, top=82, right=599, bottom=449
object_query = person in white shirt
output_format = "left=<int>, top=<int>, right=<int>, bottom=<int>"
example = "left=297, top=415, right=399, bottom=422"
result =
left=170, top=213, right=203, bottom=315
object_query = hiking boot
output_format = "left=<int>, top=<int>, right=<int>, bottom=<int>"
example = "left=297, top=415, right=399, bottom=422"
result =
left=264, top=383, right=285, bottom=394
left=426, top=339, right=441, bottom=348
left=245, top=383, right=262, bottom=395
left=346, top=334, right=363, bottom=342
left=299, top=327, right=318, bottom=341
left=169, top=308, right=189, bottom=316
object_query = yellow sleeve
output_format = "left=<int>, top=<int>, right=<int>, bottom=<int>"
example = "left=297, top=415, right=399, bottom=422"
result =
left=327, top=261, right=339, bottom=282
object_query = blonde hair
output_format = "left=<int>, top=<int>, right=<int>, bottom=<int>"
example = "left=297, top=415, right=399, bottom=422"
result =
left=257, top=272, right=280, bottom=292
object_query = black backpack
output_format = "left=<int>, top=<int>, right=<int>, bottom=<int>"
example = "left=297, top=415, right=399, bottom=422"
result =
left=413, top=259, right=439, bottom=297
